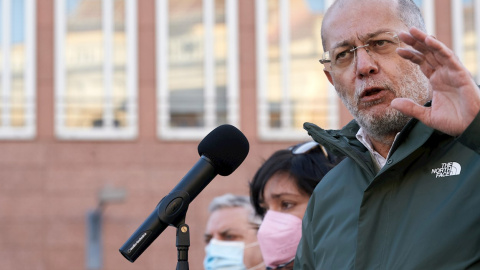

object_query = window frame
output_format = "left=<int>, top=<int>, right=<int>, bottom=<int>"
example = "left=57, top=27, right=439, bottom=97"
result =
left=255, top=0, right=337, bottom=141
left=0, top=0, right=36, bottom=140
left=54, top=0, right=138, bottom=140
left=422, top=0, right=436, bottom=36
left=451, top=0, right=480, bottom=81
left=156, top=0, right=240, bottom=140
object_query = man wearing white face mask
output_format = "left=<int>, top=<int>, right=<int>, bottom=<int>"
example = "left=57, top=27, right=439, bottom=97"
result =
left=203, top=194, right=264, bottom=270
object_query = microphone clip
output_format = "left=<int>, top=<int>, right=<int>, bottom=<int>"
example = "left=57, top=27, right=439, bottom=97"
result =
left=156, top=190, right=191, bottom=228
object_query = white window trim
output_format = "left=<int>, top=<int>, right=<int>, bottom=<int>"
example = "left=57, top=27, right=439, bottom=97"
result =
left=156, top=0, right=240, bottom=140
left=256, top=0, right=335, bottom=141
left=451, top=0, right=464, bottom=62
left=475, top=0, right=480, bottom=81
left=423, top=0, right=436, bottom=36
left=0, top=0, right=36, bottom=140
left=452, top=0, right=480, bottom=81
left=326, top=0, right=339, bottom=131
left=54, top=0, right=138, bottom=140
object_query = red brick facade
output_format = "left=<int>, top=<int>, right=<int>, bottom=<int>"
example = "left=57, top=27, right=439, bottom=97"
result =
left=0, top=1, right=454, bottom=270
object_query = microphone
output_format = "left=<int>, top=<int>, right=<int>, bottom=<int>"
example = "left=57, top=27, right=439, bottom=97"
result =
left=119, top=124, right=249, bottom=262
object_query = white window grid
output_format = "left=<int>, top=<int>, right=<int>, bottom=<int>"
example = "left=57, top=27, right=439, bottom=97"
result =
left=452, top=0, right=480, bottom=82
left=54, top=0, right=138, bottom=140
left=255, top=0, right=336, bottom=141
left=422, top=0, right=436, bottom=36
left=0, top=0, right=36, bottom=140
left=156, top=0, right=240, bottom=140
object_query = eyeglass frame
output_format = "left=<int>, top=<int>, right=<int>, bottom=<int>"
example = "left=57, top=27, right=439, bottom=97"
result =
left=289, top=141, right=319, bottom=154
left=318, top=31, right=401, bottom=70
left=288, top=141, right=329, bottom=158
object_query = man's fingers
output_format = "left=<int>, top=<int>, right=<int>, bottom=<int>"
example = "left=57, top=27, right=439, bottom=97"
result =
left=396, top=48, right=434, bottom=78
left=397, top=29, right=441, bottom=69
left=396, top=48, right=423, bottom=64
left=405, top=27, right=459, bottom=69
left=398, top=27, right=430, bottom=54
left=391, top=98, right=429, bottom=122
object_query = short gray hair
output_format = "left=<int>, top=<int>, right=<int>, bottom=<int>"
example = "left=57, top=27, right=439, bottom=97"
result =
left=322, top=0, right=427, bottom=51
left=208, top=193, right=262, bottom=226
left=397, top=0, right=426, bottom=32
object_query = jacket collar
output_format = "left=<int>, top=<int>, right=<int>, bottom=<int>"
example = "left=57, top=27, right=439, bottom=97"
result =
left=304, top=101, right=435, bottom=178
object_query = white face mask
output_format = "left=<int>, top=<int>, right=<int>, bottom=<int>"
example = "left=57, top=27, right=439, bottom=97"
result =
left=204, top=239, right=264, bottom=270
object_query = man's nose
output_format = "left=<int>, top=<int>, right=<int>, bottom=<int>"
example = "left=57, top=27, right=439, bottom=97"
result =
left=354, top=46, right=379, bottom=77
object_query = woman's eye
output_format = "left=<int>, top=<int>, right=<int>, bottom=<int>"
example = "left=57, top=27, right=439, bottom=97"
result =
left=281, top=201, right=294, bottom=210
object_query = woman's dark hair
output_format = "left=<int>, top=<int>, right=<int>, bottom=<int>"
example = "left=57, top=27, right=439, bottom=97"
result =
left=249, top=142, right=342, bottom=217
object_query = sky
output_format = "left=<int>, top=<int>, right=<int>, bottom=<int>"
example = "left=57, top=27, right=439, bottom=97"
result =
left=1, top=0, right=81, bottom=44
left=0, top=0, right=25, bottom=44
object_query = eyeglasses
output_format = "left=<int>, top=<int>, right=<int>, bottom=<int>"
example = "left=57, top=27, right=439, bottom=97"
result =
left=289, top=140, right=331, bottom=159
left=319, top=31, right=400, bottom=71
left=289, top=141, right=320, bottom=155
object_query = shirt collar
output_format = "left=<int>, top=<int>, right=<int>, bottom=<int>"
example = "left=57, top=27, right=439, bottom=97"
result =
left=356, top=127, right=400, bottom=171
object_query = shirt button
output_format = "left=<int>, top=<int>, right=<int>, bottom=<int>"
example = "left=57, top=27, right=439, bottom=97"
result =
left=387, top=159, right=393, bottom=165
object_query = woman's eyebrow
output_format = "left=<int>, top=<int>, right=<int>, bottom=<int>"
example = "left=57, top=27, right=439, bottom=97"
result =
left=270, top=192, right=298, bottom=199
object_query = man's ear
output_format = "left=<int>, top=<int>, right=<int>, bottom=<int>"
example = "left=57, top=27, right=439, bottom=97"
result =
left=324, top=69, right=334, bottom=85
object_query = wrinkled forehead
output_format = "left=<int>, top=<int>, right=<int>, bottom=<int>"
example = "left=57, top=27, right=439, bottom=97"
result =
left=206, top=207, right=249, bottom=230
left=322, top=0, right=406, bottom=50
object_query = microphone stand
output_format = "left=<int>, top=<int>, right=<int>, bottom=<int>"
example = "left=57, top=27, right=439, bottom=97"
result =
left=119, top=190, right=194, bottom=266
left=156, top=193, right=191, bottom=270
left=175, top=219, right=190, bottom=270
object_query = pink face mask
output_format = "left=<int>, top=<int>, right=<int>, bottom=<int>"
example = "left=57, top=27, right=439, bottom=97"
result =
left=257, top=210, right=303, bottom=268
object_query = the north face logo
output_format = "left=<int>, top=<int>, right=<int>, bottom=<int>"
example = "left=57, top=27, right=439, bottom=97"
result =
left=431, top=162, right=462, bottom=178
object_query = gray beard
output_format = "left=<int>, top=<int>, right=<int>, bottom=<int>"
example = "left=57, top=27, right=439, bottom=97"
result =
left=338, top=64, right=431, bottom=144
left=356, top=105, right=411, bottom=144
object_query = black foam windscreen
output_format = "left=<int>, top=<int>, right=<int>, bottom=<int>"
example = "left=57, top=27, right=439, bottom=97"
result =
left=198, top=124, right=249, bottom=176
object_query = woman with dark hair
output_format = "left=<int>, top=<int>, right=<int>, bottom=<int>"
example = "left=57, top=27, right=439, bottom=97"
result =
left=249, top=141, right=341, bottom=270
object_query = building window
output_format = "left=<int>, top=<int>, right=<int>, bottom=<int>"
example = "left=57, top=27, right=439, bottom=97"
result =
left=0, top=0, right=36, bottom=139
left=452, top=0, right=480, bottom=82
left=414, top=0, right=436, bottom=36
left=156, top=0, right=240, bottom=140
left=55, top=0, right=137, bottom=140
left=256, top=0, right=337, bottom=141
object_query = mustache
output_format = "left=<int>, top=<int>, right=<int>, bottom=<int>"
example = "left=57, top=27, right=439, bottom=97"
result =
left=355, top=80, right=394, bottom=103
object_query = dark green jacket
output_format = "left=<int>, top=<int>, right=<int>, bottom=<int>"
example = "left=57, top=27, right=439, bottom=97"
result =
left=294, top=111, right=480, bottom=270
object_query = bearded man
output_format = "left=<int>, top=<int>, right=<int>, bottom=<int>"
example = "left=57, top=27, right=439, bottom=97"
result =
left=293, top=0, right=480, bottom=269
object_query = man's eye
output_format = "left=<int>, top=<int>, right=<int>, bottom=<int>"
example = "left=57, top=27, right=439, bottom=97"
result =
left=372, top=39, right=390, bottom=47
left=204, top=236, right=212, bottom=244
left=225, top=234, right=237, bottom=240
left=335, top=50, right=350, bottom=60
